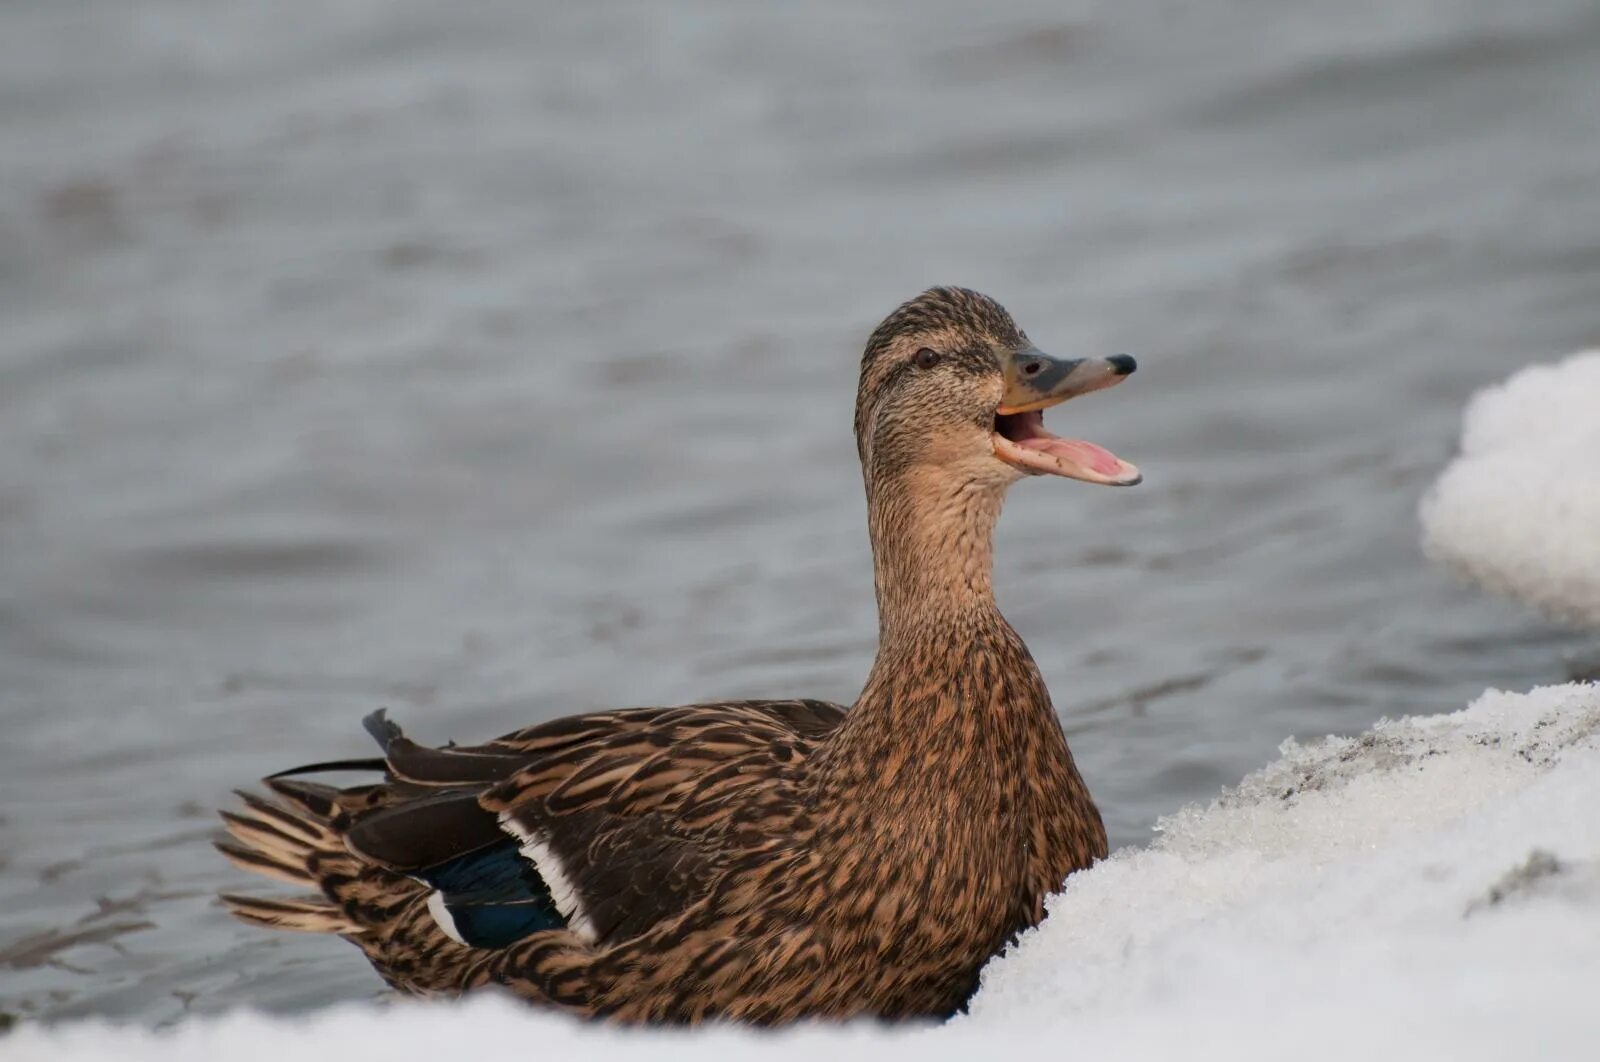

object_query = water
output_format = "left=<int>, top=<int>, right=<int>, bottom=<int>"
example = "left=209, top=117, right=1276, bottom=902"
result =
left=2, top=0, right=1598, bottom=1028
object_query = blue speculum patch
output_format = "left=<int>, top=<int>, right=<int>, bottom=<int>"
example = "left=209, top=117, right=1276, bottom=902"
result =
left=416, top=843, right=566, bottom=947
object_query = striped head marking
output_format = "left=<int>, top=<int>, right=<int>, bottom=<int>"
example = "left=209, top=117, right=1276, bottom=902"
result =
left=855, top=287, right=1142, bottom=491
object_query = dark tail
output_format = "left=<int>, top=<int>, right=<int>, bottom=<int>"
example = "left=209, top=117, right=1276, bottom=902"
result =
left=217, top=710, right=550, bottom=954
left=216, top=777, right=397, bottom=935
left=216, top=710, right=431, bottom=937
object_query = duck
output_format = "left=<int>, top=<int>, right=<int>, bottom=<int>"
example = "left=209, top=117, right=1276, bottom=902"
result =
left=217, top=286, right=1142, bottom=1025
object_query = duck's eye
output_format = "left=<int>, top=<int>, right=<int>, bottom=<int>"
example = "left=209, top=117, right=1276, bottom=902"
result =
left=913, top=348, right=941, bottom=369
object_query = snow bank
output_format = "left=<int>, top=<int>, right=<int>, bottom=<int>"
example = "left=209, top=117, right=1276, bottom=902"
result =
left=10, top=683, right=1600, bottom=1061
left=1420, top=350, right=1600, bottom=628
left=971, top=681, right=1600, bottom=1038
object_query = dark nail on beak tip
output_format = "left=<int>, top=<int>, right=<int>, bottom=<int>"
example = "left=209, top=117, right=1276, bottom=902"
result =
left=1108, top=354, right=1137, bottom=376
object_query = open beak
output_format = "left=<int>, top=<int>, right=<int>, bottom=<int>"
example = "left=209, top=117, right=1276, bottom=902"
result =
left=992, top=348, right=1141, bottom=486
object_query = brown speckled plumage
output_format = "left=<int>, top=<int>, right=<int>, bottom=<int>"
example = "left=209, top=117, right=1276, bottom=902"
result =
left=218, top=287, right=1112, bottom=1024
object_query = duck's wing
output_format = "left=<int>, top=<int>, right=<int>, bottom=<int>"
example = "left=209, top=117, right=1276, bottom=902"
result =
left=219, top=699, right=846, bottom=958
left=474, top=699, right=845, bottom=942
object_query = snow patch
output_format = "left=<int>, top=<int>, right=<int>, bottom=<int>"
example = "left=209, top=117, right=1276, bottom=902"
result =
left=1420, top=350, right=1600, bottom=628
left=968, top=682, right=1600, bottom=1029
left=9, top=684, right=1600, bottom=1060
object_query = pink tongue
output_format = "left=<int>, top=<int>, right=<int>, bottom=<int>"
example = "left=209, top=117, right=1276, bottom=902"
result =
left=1018, top=436, right=1123, bottom=476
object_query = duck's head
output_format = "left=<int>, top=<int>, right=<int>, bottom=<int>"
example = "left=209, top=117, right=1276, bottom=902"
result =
left=855, top=287, right=1140, bottom=495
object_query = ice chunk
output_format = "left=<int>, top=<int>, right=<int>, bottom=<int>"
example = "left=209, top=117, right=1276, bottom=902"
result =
left=1420, top=350, right=1600, bottom=628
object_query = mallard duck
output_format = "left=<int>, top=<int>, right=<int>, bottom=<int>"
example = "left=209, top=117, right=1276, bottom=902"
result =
left=217, top=286, right=1141, bottom=1024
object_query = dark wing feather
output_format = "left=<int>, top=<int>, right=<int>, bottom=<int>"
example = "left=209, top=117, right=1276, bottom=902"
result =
left=343, top=791, right=508, bottom=871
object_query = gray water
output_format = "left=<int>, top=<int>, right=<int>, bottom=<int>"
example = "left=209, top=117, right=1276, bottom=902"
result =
left=3, top=0, right=1599, bottom=1028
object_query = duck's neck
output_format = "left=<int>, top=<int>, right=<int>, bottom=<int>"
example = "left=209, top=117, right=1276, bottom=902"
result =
left=807, top=467, right=1106, bottom=959
left=865, top=467, right=1007, bottom=646
left=835, top=466, right=1042, bottom=746
left=816, top=466, right=1102, bottom=860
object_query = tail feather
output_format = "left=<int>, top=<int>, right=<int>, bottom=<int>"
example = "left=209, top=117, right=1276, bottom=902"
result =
left=216, top=780, right=387, bottom=929
left=262, top=776, right=345, bottom=820
left=220, top=892, right=362, bottom=935
left=215, top=838, right=315, bottom=887
left=239, top=787, right=342, bottom=835
left=363, top=707, right=403, bottom=748
left=217, top=713, right=548, bottom=996
left=267, top=757, right=387, bottom=779
left=219, top=802, right=333, bottom=855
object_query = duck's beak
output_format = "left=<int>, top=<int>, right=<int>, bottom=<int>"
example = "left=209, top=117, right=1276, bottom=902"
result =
left=998, top=349, right=1137, bottom=414
left=992, top=349, right=1141, bottom=486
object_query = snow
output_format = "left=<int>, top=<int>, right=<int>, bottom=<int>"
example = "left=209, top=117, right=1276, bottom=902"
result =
left=1420, top=350, right=1600, bottom=628
left=11, top=681, right=1600, bottom=1061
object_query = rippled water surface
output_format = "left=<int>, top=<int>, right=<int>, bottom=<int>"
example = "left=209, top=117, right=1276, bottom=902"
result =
left=3, top=0, right=1599, bottom=1026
